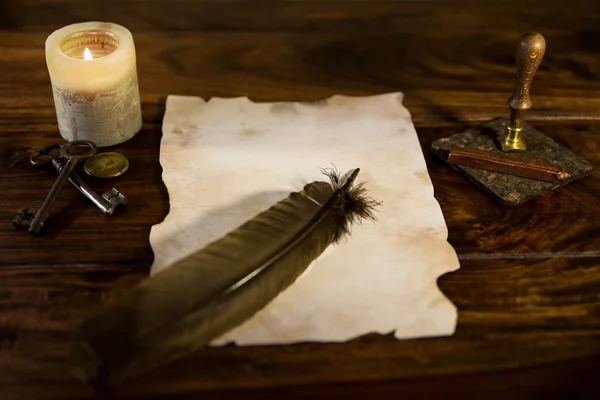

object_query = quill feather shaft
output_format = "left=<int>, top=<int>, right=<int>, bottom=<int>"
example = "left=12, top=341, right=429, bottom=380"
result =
left=71, top=168, right=376, bottom=386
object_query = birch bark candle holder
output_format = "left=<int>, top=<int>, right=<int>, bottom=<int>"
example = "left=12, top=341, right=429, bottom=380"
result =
left=45, top=22, right=142, bottom=147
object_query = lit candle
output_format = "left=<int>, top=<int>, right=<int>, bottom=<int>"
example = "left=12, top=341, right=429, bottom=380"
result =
left=45, top=22, right=142, bottom=147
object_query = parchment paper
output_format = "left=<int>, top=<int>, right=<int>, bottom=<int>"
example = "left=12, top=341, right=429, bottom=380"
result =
left=150, top=93, right=460, bottom=345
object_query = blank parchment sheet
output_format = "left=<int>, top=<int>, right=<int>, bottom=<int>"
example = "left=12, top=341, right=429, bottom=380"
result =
left=150, top=93, right=460, bottom=346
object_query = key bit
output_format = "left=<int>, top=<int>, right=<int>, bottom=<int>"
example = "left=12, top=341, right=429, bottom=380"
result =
left=501, top=32, right=546, bottom=152
left=102, top=188, right=128, bottom=214
left=12, top=207, right=37, bottom=230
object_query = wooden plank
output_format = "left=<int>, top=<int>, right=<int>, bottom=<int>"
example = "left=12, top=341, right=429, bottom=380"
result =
left=2, top=26, right=600, bottom=125
left=1, top=256, right=600, bottom=399
left=2, top=0, right=599, bottom=33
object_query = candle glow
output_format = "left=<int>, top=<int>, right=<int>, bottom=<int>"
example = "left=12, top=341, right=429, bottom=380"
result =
left=83, top=47, right=92, bottom=60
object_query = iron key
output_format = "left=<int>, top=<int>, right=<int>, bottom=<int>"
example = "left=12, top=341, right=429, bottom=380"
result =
left=51, top=157, right=127, bottom=215
left=27, top=140, right=97, bottom=234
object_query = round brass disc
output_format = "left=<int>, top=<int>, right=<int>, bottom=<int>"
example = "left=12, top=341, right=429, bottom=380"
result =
left=84, top=152, right=129, bottom=179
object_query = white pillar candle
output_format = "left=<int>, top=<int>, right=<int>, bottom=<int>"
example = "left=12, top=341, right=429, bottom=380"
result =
left=45, top=22, right=142, bottom=147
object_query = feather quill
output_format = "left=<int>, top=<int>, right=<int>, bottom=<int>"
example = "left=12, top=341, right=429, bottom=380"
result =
left=71, top=168, right=380, bottom=386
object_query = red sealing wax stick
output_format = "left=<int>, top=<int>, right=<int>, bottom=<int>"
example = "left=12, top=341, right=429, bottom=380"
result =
left=447, top=147, right=570, bottom=183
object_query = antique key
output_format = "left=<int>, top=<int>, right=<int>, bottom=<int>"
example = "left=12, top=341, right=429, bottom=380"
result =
left=24, top=140, right=97, bottom=234
left=29, top=143, right=126, bottom=215
left=51, top=157, right=127, bottom=215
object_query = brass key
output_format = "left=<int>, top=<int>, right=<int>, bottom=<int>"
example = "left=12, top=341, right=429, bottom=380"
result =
left=24, top=140, right=97, bottom=235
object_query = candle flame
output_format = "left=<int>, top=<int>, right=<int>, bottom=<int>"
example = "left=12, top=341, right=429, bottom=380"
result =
left=83, top=47, right=93, bottom=60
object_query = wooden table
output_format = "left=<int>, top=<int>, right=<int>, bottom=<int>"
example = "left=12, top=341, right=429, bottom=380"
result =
left=2, top=1, right=600, bottom=398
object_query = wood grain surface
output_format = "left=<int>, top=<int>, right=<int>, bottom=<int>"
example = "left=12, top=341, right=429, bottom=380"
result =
left=1, top=1, right=600, bottom=398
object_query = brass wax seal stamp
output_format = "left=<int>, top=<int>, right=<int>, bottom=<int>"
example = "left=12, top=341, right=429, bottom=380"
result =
left=430, top=32, right=593, bottom=206
left=84, top=152, right=129, bottom=179
left=501, top=32, right=546, bottom=152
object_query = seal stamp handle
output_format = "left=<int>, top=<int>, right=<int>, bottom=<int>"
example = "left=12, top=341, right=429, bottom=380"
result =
left=502, top=32, right=546, bottom=151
